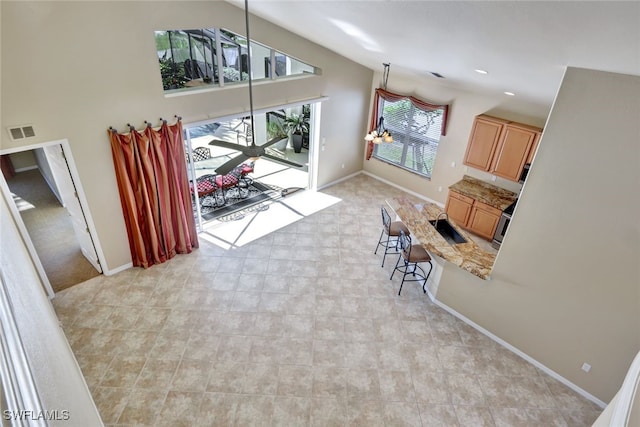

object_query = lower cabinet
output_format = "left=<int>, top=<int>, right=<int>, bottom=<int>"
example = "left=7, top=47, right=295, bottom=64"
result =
left=445, top=191, right=502, bottom=241
left=445, top=191, right=473, bottom=225
left=467, top=201, right=502, bottom=240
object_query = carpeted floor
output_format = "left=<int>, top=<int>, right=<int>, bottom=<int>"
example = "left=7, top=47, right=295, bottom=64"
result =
left=6, top=169, right=100, bottom=292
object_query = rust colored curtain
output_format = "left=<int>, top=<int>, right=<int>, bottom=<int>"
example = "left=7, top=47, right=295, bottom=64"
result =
left=366, top=88, right=450, bottom=160
left=108, top=119, right=198, bottom=268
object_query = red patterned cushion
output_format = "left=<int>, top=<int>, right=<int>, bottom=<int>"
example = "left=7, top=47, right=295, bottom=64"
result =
left=215, top=174, right=239, bottom=189
left=240, top=164, right=254, bottom=175
left=190, top=178, right=217, bottom=197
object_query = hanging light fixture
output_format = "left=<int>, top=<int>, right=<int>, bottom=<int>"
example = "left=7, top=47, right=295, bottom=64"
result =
left=364, top=63, right=393, bottom=144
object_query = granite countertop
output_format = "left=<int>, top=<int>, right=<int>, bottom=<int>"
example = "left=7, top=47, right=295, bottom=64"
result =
left=449, top=175, right=517, bottom=210
left=388, top=197, right=496, bottom=280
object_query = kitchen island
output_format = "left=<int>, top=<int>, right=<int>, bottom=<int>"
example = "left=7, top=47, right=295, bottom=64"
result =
left=388, top=197, right=497, bottom=280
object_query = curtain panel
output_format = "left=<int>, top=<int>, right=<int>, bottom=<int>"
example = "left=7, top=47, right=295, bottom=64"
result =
left=108, top=120, right=198, bottom=268
left=366, top=88, right=450, bottom=160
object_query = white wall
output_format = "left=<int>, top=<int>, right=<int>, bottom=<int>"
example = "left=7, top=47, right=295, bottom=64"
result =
left=1, top=1, right=372, bottom=271
left=436, top=67, right=640, bottom=402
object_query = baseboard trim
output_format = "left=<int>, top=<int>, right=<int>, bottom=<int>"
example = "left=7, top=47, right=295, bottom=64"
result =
left=317, top=170, right=363, bottom=191
left=361, top=171, right=444, bottom=208
left=14, top=165, right=38, bottom=173
left=103, top=262, right=132, bottom=276
left=422, top=286, right=607, bottom=409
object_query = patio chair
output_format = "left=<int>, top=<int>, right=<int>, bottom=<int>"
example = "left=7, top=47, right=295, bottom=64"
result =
left=192, top=147, right=212, bottom=162
left=191, top=174, right=223, bottom=208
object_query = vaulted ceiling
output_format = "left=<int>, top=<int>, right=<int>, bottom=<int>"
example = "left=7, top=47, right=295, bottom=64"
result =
left=229, top=1, right=640, bottom=109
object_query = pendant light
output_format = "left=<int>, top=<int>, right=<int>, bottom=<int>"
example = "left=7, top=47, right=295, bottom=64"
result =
left=364, top=63, right=393, bottom=144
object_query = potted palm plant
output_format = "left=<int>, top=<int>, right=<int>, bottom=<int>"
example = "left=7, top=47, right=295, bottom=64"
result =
left=267, top=119, right=288, bottom=151
left=284, top=113, right=309, bottom=153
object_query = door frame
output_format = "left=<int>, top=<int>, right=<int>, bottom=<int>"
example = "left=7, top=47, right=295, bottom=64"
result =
left=0, top=138, right=107, bottom=298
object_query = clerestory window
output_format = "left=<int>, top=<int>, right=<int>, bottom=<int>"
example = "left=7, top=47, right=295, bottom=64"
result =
left=369, top=89, right=449, bottom=179
left=154, top=28, right=320, bottom=92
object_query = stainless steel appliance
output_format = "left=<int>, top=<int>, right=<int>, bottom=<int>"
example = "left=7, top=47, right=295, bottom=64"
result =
left=519, top=163, right=530, bottom=184
left=492, top=199, right=516, bottom=249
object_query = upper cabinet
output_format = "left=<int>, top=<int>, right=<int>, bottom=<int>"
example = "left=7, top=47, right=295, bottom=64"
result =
left=463, top=114, right=542, bottom=182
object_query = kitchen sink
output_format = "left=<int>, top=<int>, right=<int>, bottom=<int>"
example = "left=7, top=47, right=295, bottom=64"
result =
left=428, top=219, right=467, bottom=244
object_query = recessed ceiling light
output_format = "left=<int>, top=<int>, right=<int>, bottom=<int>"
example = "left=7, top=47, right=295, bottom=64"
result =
left=474, top=69, right=488, bottom=74
left=504, top=91, right=515, bottom=96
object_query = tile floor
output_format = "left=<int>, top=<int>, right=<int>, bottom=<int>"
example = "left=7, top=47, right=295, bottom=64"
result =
left=53, top=174, right=602, bottom=426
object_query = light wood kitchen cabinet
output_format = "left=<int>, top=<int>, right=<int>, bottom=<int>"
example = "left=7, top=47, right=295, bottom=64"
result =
left=464, top=115, right=542, bottom=182
left=445, top=191, right=473, bottom=226
left=445, top=190, right=503, bottom=241
left=463, top=115, right=508, bottom=171
left=467, top=201, right=502, bottom=240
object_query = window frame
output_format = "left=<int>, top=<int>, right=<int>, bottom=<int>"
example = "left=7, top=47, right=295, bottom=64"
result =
left=367, top=88, right=449, bottom=179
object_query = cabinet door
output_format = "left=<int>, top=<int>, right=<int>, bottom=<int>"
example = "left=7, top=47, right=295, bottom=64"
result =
left=491, top=125, right=539, bottom=181
left=467, top=202, right=501, bottom=240
left=445, top=192, right=473, bottom=226
left=463, top=116, right=506, bottom=171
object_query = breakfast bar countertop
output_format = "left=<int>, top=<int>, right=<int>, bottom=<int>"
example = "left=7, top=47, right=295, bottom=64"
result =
left=388, top=197, right=497, bottom=280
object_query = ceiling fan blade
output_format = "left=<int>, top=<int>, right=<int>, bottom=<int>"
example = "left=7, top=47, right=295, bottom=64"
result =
left=262, top=153, right=304, bottom=168
left=261, top=137, right=285, bottom=148
left=208, top=139, right=242, bottom=151
left=215, top=154, right=249, bottom=175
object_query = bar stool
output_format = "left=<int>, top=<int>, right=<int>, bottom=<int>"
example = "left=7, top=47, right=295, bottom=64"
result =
left=375, top=206, right=411, bottom=267
left=390, top=230, right=433, bottom=295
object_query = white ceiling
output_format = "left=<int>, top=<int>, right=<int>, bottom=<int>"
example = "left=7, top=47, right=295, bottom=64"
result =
left=230, top=1, right=640, bottom=108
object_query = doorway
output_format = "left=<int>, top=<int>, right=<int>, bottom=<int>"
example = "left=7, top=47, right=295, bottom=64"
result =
left=0, top=140, right=104, bottom=295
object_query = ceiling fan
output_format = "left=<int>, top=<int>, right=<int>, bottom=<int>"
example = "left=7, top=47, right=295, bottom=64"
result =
left=208, top=0, right=304, bottom=176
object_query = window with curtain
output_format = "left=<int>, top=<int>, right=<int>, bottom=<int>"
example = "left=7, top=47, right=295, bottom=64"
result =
left=371, top=89, right=448, bottom=179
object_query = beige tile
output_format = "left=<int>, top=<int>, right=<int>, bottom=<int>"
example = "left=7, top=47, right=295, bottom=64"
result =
left=215, top=335, right=252, bottom=362
left=252, top=312, right=284, bottom=337
left=346, top=399, right=385, bottom=427
left=447, top=372, right=487, bottom=406
left=100, top=355, right=146, bottom=387
left=150, top=330, right=189, bottom=359
left=242, top=363, right=279, bottom=395
left=344, top=342, right=378, bottom=369
left=478, top=374, right=556, bottom=408
left=272, top=396, right=311, bottom=426
left=135, top=358, right=180, bottom=389
left=76, top=353, right=113, bottom=387
left=156, top=391, right=204, bottom=427
left=378, top=370, right=416, bottom=402
left=343, top=318, right=376, bottom=342
left=382, top=401, right=422, bottom=426
left=200, top=392, right=240, bottom=427
left=234, top=395, right=274, bottom=427
left=490, top=407, right=569, bottom=427
left=312, top=366, right=347, bottom=398
left=454, top=405, right=495, bottom=427
left=182, top=332, right=220, bottom=361
left=91, top=386, right=131, bottom=424
left=206, top=362, right=245, bottom=393
left=310, top=398, right=347, bottom=426
left=412, top=368, right=450, bottom=404
left=314, top=316, right=345, bottom=340
left=313, top=339, right=346, bottom=367
left=346, top=369, right=381, bottom=400
left=278, top=365, right=313, bottom=396
left=282, top=314, right=314, bottom=338
left=170, top=359, right=211, bottom=392
left=417, top=403, right=460, bottom=426
left=117, top=388, right=166, bottom=425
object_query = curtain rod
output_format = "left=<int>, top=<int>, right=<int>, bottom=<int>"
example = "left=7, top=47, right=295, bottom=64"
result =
left=108, top=115, right=182, bottom=133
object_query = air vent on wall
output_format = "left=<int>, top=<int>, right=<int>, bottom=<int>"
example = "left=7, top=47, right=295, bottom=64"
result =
left=7, top=125, right=36, bottom=141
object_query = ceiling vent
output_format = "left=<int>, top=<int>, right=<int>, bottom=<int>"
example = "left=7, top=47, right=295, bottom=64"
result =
left=429, top=72, right=445, bottom=79
left=7, top=125, right=36, bottom=141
